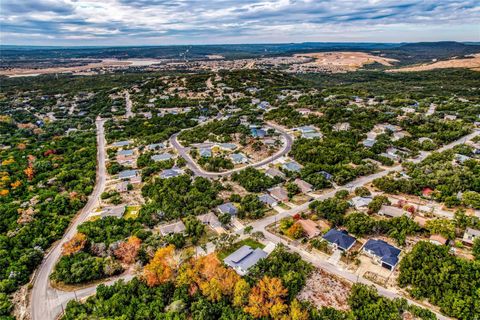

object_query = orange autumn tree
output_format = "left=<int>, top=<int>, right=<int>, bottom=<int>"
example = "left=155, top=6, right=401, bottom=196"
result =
left=143, top=245, right=178, bottom=286
left=244, top=276, right=288, bottom=319
left=176, top=253, right=240, bottom=301
left=62, top=233, right=87, bottom=256
left=114, top=236, right=142, bottom=264
left=24, top=167, right=34, bottom=181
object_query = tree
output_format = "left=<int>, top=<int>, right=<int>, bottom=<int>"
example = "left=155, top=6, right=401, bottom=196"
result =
left=354, top=187, right=371, bottom=197
left=233, top=279, right=251, bottom=307
left=244, top=276, right=288, bottom=318
left=61, top=233, right=87, bottom=256
left=143, top=245, right=178, bottom=286
left=425, top=218, right=456, bottom=240
left=114, top=236, right=142, bottom=264
left=462, top=191, right=480, bottom=209
left=367, top=195, right=390, bottom=214
left=289, top=299, right=309, bottom=320
left=183, top=215, right=205, bottom=243
left=219, top=212, right=232, bottom=226
left=286, top=182, right=300, bottom=199
left=473, top=237, right=480, bottom=261
left=286, top=223, right=304, bottom=239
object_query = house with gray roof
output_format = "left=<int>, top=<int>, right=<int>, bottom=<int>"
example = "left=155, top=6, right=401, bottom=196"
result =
left=217, top=202, right=238, bottom=215
left=268, top=186, right=289, bottom=202
left=146, top=143, right=165, bottom=150
left=197, top=212, right=221, bottom=228
left=217, top=143, right=237, bottom=151
left=378, top=205, right=410, bottom=218
left=363, top=138, right=376, bottom=148
left=282, top=161, right=302, bottom=173
left=100, top=205, right=126, bottom=219
left=199, top=147, right=212, bottom=158
left=159, top=220, right=186, bottom=236
left=118, top=169, right=139, bottom=180
left=350, top=196, right=373, bottom=210
left=160, top=168, right=184, bottom=179
left=112, top=140, right=131, bottom=147
left=258, top=193, right=278, bottom=207
left=151, top=153, right=174, bottom=162
left=323, top=229, right=356, bottom=251
left=265, top=167, right=286, bottom=179
left=362, top=239, right=401, bottom=270
left=224, top=245, right=268, bottom=276
left=230, top=153, right=249, bottom=164
left=302, top=132, right=323, bottom=139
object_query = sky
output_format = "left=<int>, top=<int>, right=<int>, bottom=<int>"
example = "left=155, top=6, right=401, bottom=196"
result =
left=1, top=0, right=479, bottom=46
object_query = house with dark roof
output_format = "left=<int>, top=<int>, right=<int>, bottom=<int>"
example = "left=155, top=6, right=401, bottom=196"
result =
left=217, top=202, right=238, bottom=215
left=323, top=229, right=356, bottom=251
left=224, top=245, right=267, bottom=275
left=258, top=193, right=278, bottom=207
left=319, top=170, right=333, bottom=181
left=362, top=239, right=401, bottom=270
left=118, top=169, right=139, bottom=180
left=251, top=128, right=267, bottom=138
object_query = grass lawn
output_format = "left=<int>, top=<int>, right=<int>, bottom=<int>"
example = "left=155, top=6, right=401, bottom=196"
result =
left=124, top=205, right=141, bottom=219
left=217, top=237, right=265, bottom=260
left=278, top=202, right=291, bottom=210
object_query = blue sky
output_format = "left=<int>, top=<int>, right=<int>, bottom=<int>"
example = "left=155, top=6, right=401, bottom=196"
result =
left=1, top=0, right=479, bottom=46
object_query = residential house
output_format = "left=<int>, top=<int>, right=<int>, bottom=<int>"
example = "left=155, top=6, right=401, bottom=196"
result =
left=251, top=127, right=267, bottom=138
left=294, top=178, right=313, bottom=193
left=100, top=205, right=126, bottom=219
left=323, top=229, right=356, bottom=251
left=350, top=196, right=373, bottom=210
left=230, top=153, right=249, bottom=164
left=282, top=161, right=302, bottom=173
left=455, top=154, right=471, bottom=164
left=217, top=143, right=237, bottom=152
left=462, top=227, right=480, bottom=245
left=319, top=170, right=333, bottom=181
left=333, top=122, right=350, bottom=131
left=118, top=169, right=139, bottom=180
left=302, top=131, right=323, bottom=139
left=217, top=202, right=238, bottom=216
left=159, top=221, right=186, bottom=236
left=378, top=205, right=410, bottom=218
left=363, top=138, right=376, bottom=148
left=362, top=239, right=401, bottom=270
left=265, top=167, right=286, bottom=179
left=116, top=149, right=135, bottom=164
left=199, top=147, right=212, bottom=158
left=196, top=212, right=221, bottom=228
left=151, top=153, right=174, bottom=162
left=422, top=187, right=434, bottom=198
left=444, top=115, right=457, bottom=121
left=258, top=194, right=278, bottom=207
left=297, top=219, right=320, bottom=239
left=160, top=168, right=184, bottom=179
left=146, top=143, right=165, bottom=151
left=296, top=126, right=317, bottom=134
left=268, top=186, right=289, bottom=202
left=224, top=245, right=268, bottom=276
left=429, top=234, right=449, bottom=246
left=112, top=140, right=131, bottom=147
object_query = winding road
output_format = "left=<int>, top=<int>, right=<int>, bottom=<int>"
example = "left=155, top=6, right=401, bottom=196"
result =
left=31, top=118, right=108, bottom=320
left=169, top=122, right=294, bottom=178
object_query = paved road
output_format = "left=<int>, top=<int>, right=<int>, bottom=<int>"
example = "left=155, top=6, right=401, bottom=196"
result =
left=31, top=118, right=108, bottom=320
left=170, top=122, right=294, bottom=178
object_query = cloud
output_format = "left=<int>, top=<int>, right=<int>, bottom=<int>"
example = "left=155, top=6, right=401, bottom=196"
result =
left=0, top=0, right=478, bottom=45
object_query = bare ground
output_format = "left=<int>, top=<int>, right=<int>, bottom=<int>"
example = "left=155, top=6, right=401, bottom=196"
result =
left=293, top=52, right=398, bottom=72
left=388, top=54, right=480, bottom=72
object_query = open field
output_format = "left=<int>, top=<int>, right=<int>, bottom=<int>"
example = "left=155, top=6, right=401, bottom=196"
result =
left=388, top=53, right=480, bottom=72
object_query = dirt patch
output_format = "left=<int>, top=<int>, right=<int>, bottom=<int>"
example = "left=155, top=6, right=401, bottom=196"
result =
left=297, top=268, right=351, bottom=311
left=388, top=54, right=480, bottom=72
left=293, top=52, right=398, bottom=72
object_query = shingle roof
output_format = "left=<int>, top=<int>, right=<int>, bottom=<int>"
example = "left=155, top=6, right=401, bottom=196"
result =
left=117, top=149, right=134, bottom=156
left=258, top=193, right=277, bottom=205
left=224, top=245, right=267, bottom=273
left=151, top=153, right=173, bottom=161
left=323, top=229, right=356, bottom=250
left=217, top=202, right=238, bottom=215
left=363, top=239, right=401, bottom=267
left=118, top=169, right=139, bottom=179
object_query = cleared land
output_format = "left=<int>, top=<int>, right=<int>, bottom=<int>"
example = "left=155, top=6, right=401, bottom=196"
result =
left=293, top=51, right=398, bottom=72
left=388, top=53, right=480, bottom=72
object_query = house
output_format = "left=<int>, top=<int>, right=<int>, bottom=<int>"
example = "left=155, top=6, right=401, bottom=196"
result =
left=401, top=107, right=416, bottom=114
left=282, top=161, right=302, bottom=173
left=230, top=153, right=249, bottom=164
left=265, top=167, right=286, bottom=179
left=350, top=196, right=372, bottom=210
left=323, top=229, right=356, bottom=251
left=159, top=221, right=186, bottom=236
left=257, top=101, right=271, bottom=110
left=217, top=202, right=238, bottom=215
left=217, top=143, right=237, bottom=151
left=199, top=148, right=212, bottom=158
left=319, top=170, right=333, bottom=181
left=429, top=234, right=449, bottom=246
left=251, top=128, right=267, bottom=138
left=258, top=193, right=278, bottom=207
left=455, top=154, right=471, bottom=164
left=116, top=149, right=135, bottom=164
left=422, top=187, right=434, bottom=198
left=297, top=108, right=311, bottom=115
left=146, top=143, right=165, bottom=151
left=297, top=219, right=320, bottom=238
left=116, top=181, right=129, bottom=193
left=160, top=168, right=184, bottom=179
left=196, top=212, right=221, bottom=228
left=294, top=178, right=313, bottom=193
left=362, top=239, right=401, bottom=270
left=302, top=132, right=323, bottom=139
left=151, top=153, right=174, bottom=162
left=118, top=169, right=139, bottom=180
left=462, top=227, right=480, bottom=245
left=100, top=205, right=126, bottom=219
left=378, top=205, right=409, bottom=218
left=224, top=245, right=267, bottom=276
left=296, top=126, right=317, bottom=134
left=333, top=122, right=350, bottom=131
left=444, top=115, right=457, bottom=121
left=363, top=138, right=376, bottom=148
left=112, top=140, right=131, bottom=147
left=268, top=186, right=289, bottom=202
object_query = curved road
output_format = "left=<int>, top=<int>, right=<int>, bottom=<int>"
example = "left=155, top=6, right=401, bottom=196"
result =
left=31, top=118, right=108, bottom=320
left=170, top=122, right=294, bottom=178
